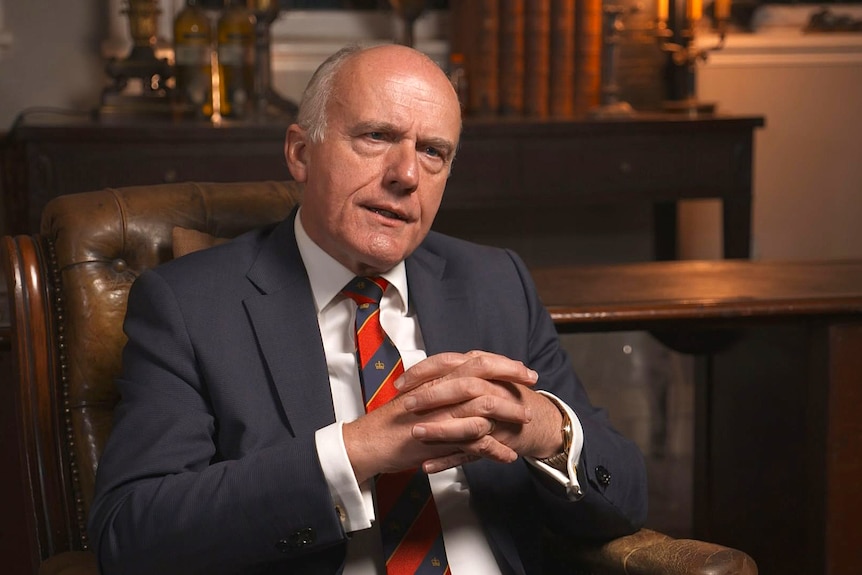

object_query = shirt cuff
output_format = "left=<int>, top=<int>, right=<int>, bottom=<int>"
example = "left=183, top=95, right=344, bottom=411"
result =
left=315, top=421, right=375, bottom=531
left=525, top=391, right=585, bottom=501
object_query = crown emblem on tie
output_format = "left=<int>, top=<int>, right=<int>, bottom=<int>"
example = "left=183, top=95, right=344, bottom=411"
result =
left=375, top=360, right=385, bottom=370
left=431, top=558, right=441, bottom=567
left=359, top=303, right=370, bottom=310
left=357, top=280, right=366, bottom=289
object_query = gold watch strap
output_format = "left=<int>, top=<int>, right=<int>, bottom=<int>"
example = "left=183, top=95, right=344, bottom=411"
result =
left=539, top=400, right=573, bottom=471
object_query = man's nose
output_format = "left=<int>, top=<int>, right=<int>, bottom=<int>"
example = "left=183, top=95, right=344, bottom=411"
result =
left=385, top=141, right=419, bottom=193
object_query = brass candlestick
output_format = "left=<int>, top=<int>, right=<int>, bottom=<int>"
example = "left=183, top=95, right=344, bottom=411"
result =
left=249, top=0, right=297, bottom=120
left=590, top=5, right=638, bottom=118
left=389, top=0, right=427, bottom=48
left=100, top=0, right=174, bottom=118
left=655, top=0, right=728, bottom=115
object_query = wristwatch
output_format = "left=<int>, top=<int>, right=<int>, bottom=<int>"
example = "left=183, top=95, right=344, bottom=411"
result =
left=539, top=401, right=573, bottom=472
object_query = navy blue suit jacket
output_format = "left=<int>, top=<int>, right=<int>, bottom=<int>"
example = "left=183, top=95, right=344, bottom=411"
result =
left=89, top=210, right=647, bottom=575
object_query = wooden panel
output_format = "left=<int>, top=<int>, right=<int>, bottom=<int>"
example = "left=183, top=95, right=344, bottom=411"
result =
left=3, top=116, right=763, bottom=261
left=826, top=323, right=862, bottom=575
left=530, top=259, right=862, bottom=575
left=531, top=260, right=862, bottom=330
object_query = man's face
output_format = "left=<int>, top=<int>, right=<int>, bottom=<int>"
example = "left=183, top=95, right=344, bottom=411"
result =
left=287, top=46, right=462, bottom=276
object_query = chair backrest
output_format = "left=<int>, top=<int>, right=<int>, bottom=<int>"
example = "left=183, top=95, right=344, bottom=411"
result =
left=1, top=181, right=302, bottom=567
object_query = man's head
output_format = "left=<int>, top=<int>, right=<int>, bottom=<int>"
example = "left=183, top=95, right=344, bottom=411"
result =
left=285, top=44, right=462, bottom=276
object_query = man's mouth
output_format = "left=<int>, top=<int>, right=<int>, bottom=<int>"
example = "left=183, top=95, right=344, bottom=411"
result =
left=367, top=206, right=408, bottom=222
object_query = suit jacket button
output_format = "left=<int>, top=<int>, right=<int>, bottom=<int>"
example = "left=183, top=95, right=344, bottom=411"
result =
left=276, top=528, right=316, bottom=552
left=291, top=528, right=316, bottom=547
left=595, top=465, right=611, bottom=486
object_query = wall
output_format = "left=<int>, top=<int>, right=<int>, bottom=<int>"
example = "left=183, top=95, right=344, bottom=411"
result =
left=0, top=0, right=105, bottom=130
left=685, top=7, right=862, bottom=261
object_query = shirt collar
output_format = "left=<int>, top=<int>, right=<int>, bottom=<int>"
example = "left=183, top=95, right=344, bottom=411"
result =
left=294, top=207, right=409, bottom=315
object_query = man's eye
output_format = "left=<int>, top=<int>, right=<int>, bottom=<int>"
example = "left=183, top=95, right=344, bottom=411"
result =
left=368, top=132, right=385, bottom=140
left=423, top=146, right=442, bottom=159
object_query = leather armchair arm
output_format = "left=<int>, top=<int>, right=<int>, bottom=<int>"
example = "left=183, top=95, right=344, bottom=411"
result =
left=36, top=530, right=756, bottom=575
left=557, top=528, right=758, bottom=575
left=38, top=551, right=97, bottom=575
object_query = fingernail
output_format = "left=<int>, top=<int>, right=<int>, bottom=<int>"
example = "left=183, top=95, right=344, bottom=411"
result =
left=524, top=407, right=533, bottom=422
left=403, top=396, right=417, bottom=410
left=529, top=369, right=539, bottom=382
left=413, top=425, right=427, bottom=439
left=393, top=374, right=405, bottom=389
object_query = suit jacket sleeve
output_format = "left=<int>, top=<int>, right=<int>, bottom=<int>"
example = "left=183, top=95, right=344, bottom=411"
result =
left=507, top=248, right=649, bottom=539
left=410, top=238, right=648, bottom=547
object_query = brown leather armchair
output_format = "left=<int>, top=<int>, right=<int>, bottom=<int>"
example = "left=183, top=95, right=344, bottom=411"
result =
left=1, top=181, right=757, bottom=575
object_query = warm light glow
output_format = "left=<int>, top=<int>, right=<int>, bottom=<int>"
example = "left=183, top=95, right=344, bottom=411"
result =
left=688, top=0, right=703, bottom=21
left=210, top=48, right=222, bottom=125
left=250, top=0, right=275, bottom=11
left=714, top=0, right=731, bottom=21
left=657, top=0, right=669, bottom=22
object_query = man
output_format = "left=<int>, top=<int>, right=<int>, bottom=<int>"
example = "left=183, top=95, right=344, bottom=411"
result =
left=89, top=44, right=647, bottom=574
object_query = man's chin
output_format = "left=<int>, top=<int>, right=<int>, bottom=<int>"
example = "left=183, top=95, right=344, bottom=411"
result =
left=350, top=246, right=412, bottom=275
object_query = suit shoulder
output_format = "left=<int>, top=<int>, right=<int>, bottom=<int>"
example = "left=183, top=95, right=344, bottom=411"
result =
left=421, top=230, right=511, bottom=260
left=421, top=231, right=525, bottom=270
left=151, top=225, right=273, bottom=285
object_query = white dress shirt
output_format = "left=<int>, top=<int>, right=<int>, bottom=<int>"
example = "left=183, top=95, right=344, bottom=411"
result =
left=295, top=210, right=583, bottom=574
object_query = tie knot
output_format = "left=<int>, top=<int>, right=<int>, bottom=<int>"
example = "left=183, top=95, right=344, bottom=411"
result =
left=342, top=276, right=389, bottom=306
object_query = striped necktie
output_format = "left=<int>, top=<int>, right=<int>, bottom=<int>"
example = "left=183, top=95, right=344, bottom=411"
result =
left=342, top=276, right=450, bottom=575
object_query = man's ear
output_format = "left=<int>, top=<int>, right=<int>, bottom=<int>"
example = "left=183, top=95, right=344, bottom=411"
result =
left=285, top=124, right=309, bottom=183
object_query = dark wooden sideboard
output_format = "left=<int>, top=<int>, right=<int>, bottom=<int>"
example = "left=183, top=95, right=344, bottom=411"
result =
left=531, top=259, right=862, bottom=575
left=1, top=114, right=763, bottom=259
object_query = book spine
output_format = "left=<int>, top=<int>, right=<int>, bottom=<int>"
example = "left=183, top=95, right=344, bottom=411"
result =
left=499, top=0, right=526, bottom=116
left=574, top=0, right=603, bottom=114
left=549, top=0, right=576, bottom=117
left=470, top=0, right=500, bottom=116
left=524, top=0, right=551, bottom=117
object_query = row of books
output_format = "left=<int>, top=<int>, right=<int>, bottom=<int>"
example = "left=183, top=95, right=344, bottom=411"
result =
left=450, top=0, right=604, bottom=118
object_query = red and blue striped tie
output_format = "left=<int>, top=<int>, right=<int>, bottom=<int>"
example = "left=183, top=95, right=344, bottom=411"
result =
left=342, top=276, right=450, bottom=575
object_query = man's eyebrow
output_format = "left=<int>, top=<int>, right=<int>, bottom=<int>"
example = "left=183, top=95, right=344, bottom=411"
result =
left=352, top=121, right=456, bottom=157
left=351, top=120, right=399, bottom=135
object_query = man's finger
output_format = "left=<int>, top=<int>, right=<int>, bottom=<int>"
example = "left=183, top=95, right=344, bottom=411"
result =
left=394, top=352, right=471, bottom=391
left=412, top=415, right=499, bottom=443
left=395, top=350, right=538, bottom=392
left=422, top=453, right=480, bottom=474
left=422, top=435, right=518, bottom=473
left=405, top=387, right=532, bottom=424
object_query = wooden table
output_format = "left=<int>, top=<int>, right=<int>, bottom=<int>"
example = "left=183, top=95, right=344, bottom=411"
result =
left=532, top=259, right=862, bottom=575
left=2, top=114, right=763, bottom=259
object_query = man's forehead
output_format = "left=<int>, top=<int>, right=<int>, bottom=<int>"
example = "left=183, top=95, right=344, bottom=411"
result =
left=330, top=68, right=460, bottom=139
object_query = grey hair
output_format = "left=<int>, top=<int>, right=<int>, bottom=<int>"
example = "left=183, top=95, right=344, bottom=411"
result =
left=296, top=44, right=365, bottom=143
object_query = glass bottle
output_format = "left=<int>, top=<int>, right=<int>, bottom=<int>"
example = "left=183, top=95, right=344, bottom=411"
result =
left=174, top=0, right=214, bottom=118
left=217, top=0, right=255, bottom=119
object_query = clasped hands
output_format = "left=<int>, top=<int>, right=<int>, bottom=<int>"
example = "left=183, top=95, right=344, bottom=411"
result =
left=344, top=351, right=564, bottom=484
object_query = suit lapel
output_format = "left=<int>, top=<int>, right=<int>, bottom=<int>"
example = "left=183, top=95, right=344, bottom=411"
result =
left=243, top=212, right=335, bottom=437
left=406, top=246, right=479, bottom=355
